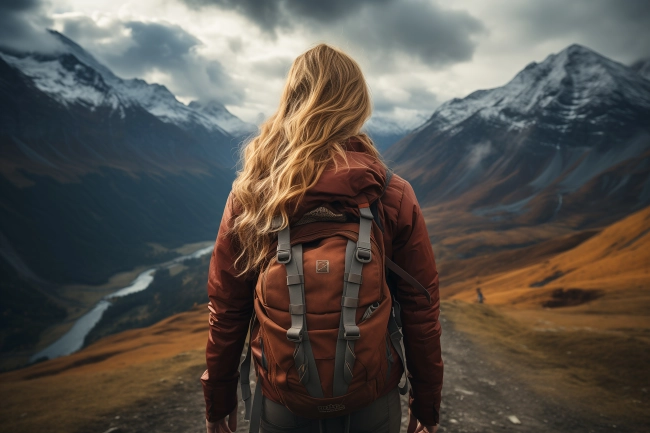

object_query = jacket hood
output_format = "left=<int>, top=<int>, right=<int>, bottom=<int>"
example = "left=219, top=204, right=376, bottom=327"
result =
left=290, top=137, right=388, bottom=223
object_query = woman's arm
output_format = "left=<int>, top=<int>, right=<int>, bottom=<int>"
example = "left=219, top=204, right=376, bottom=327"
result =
left=201, top=192, right=256, bottom=423
left=391, top=180, right=443, bottom=427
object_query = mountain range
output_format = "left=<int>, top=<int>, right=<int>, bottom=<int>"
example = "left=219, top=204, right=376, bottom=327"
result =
left=1, top=34, right=649, bottom=366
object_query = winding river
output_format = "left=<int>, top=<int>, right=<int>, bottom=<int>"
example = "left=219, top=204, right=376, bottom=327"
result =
left=30, top=244, right=214, bottom=363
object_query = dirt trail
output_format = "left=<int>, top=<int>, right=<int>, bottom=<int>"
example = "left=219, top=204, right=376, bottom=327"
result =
left=88, top=310, right=644, bottom=433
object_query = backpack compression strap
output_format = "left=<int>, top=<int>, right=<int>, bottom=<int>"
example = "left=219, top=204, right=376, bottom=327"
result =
left=333, top=204, right=374, bottom=396
left=278, top=224, right=324, bottom=398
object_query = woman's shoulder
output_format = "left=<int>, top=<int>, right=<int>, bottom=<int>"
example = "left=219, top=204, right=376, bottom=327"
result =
left=382, top=171, right=418, bottom=212
left=379, top=171, right=423, bottom=238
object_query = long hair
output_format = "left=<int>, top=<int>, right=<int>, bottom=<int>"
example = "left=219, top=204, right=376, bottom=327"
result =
left=228, top=43, right=384, bottom=276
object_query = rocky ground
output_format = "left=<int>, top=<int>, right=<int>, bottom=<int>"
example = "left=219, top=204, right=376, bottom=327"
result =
left=89, top=311, right=645, bottom=433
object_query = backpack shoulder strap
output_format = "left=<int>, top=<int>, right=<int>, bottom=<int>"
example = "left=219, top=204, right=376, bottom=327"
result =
left=385, top=257, right=431, bottom=304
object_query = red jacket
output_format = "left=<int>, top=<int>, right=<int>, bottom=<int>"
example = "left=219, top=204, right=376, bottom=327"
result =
left=201, top=138, right=443, bottom=425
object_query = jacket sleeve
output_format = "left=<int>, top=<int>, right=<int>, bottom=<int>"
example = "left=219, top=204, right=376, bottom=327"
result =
left=200, top=191, right=256, bottom=422
left=391, top=180, right=443, bottom=426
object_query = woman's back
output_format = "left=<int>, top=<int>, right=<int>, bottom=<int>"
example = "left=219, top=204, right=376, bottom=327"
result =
left=201, top=44, right=442, bottom=433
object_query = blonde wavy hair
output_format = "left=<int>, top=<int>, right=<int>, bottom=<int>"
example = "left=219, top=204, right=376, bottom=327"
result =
left=229, top=43, right=385, bottom=276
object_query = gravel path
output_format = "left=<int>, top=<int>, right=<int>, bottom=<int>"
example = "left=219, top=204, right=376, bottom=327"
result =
left=89, top=311, right=644, bottom=433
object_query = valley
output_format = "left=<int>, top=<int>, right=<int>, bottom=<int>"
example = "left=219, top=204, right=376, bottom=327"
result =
left=0, top=240, right=214, bottom=371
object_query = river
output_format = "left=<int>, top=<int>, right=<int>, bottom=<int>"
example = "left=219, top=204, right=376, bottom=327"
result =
left=29, top=244, right=214, bottom=363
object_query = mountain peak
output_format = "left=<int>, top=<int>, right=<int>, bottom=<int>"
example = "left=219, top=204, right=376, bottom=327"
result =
left=513, top=43, right=619, bottom=85
left=45, top=29, right=115, bottom=79
left=563, top=43, right=598, bottom=56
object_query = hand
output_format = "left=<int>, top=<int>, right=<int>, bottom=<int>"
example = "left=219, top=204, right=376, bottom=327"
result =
left=407, top=409, right=438, bottom=433
left=206, top=403, right=237, bottom=433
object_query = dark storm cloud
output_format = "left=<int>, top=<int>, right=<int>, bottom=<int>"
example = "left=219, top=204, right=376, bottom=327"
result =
left=103, top=21, right=201, bottom=75
left=57, top=16, right=244, bottom=104
left=180, top=0, right=484, bottom=67
left=0, top=0, right=60, bottom=51
left=513, top=0, right=650, bottom=61
left=181, top=0, right=392, bottom=34
left=342, top=0, right=485, bottom=68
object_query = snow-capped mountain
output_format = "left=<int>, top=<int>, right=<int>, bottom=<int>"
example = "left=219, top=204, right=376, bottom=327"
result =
left=386, top=44, right=650, bottom=228
left=1, top=30, right=253, bottom=139
left=418, top=44, right=650, bottom=139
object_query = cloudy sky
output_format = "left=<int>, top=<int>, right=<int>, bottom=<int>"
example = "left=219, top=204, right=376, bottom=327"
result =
left=2, top=0, right=649, bottom=126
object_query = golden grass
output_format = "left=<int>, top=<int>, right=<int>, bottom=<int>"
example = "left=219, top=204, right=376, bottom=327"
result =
left=444, top=205, right=650, bottom=314
left=434, top=206, right=650, bottom=423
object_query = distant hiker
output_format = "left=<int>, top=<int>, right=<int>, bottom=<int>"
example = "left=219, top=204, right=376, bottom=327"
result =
left=201, top=44, right=443, bottom=433
left=476, top=288, right=485, bottom=304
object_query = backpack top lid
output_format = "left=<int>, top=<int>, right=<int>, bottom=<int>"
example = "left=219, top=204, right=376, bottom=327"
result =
left=279, top=150, right=391, bottom=225
left=291, top=168, right=393, bottom=229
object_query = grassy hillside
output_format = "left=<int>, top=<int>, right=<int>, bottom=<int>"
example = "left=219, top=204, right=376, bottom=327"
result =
left=0, top=305, right=210, bottom=433
left=440, top=204, right=650, bottom=315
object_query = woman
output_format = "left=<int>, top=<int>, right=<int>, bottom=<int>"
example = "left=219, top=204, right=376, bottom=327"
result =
left=202, top=44, right=442, bottom=433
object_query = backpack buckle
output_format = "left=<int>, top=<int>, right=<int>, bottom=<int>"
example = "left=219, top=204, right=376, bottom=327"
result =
left=277, top=242, right=291, bottom=264
left=343, top=325, right=360, bottom=340
left=355, top=246, right=371, bottom=263
left=286, top=327, right=303, bottom=342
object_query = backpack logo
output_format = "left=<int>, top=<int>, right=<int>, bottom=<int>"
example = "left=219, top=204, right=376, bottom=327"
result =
left=317, top=403, right=345, bottom=413
left=316, top=260, right=329, bottom=273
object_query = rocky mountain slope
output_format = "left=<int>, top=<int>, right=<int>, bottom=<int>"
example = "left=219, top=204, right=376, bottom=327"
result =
left=385, top=44, right=650, bottom=233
